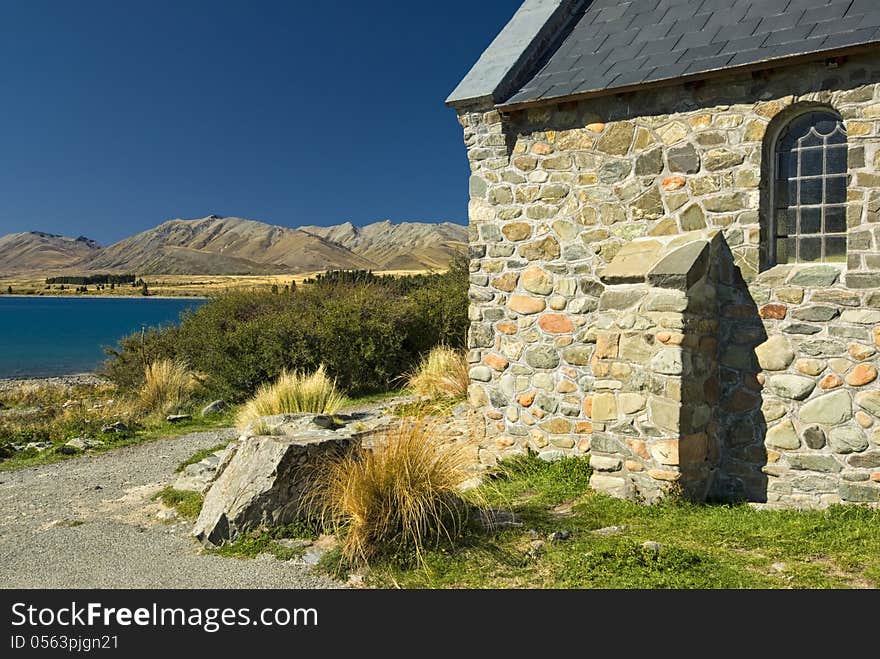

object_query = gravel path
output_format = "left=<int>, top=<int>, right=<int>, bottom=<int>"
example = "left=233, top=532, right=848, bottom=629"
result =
left=0, top=430, right=342, bottom=589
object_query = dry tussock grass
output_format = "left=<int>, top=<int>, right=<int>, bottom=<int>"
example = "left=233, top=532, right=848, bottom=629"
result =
left=139, top=359, right=200, bottom=418
left=235, top=366, right=345, bottom=430
left=307, top=418, right=482, bottom=565
left=407, top=346, right=469, bottom=400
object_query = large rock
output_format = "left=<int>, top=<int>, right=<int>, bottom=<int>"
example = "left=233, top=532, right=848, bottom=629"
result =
left=193, top=432, right=356, bottom=547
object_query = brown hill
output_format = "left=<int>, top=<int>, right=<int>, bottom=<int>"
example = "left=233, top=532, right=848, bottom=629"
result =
left=0, top=232, right=101, bottom=275
left=300, top=220, right=467, bottom=270
left=1, top=216, right=466, bottom=276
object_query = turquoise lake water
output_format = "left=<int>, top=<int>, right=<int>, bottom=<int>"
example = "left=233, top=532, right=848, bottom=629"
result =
left=0, top=297, right=207, bottom=378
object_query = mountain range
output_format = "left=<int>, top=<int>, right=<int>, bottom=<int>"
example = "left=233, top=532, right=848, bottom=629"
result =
left=0, top=216, right=467, bottom=276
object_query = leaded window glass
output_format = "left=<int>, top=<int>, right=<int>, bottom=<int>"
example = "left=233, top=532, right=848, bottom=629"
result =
left=772, top=111, right=848, bottom=264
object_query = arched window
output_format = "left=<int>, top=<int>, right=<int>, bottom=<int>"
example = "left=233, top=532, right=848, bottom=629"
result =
left=770, top=110, right=848, bottom=265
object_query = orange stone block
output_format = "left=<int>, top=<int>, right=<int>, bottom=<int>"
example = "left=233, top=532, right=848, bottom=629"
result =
left=583, top=396, right=593, bottom=418
left=508, top=295, right=546, bottom=315
left=661, top=175, right=686, bottom=191
left=819, top=374, right=844, bottom=389
left=531, top=142, right=554, bottom=155
left=846, top=363, right=878, bottom=387
left=484, top=354, right=509, bottom=371
left=759, top=303, right=787, bottom=320
left=595, top=332, right=619, bottom=359
left=586, top=122, right=606, bottom=133
left=574, top=421, right=593, bottom=435
left=539, top=313, right=574, bottom=334
left=496, top=321, right=518, bottom=335
left=517, top=391, right=536, bottom=407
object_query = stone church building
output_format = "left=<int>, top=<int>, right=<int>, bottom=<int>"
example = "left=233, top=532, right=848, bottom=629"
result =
left=447, top=0, right=880, bottom=507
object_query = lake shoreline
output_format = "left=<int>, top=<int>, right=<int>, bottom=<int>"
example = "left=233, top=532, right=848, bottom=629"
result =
left=0, top=294, right=211, bottom=300
left=0, top=373, right=109, bottom=392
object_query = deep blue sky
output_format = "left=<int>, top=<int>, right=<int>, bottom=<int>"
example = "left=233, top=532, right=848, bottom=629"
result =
left=0, top=1, right=520, bottom=244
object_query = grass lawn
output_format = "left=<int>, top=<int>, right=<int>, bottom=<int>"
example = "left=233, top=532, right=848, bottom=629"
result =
left=364, top=455, right=880, bottom=589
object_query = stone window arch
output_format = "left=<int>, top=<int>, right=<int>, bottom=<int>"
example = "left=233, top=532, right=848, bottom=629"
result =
left=765, top=106, right=848, bottom=266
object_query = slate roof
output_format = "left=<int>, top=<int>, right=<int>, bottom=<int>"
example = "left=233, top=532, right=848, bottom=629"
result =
left=499, top=0, right=880, bottom=107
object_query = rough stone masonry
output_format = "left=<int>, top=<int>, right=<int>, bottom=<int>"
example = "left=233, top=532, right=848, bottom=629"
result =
left=455, top=52, right=880, bottom=508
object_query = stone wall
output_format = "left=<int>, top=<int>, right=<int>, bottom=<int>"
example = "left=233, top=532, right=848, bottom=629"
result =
left=459, top=51, right=880, bottom=507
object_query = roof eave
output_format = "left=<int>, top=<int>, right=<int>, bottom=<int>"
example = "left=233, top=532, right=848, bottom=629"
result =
left=446, top=0, right=589, bottom=110
left=497, top=42, right=880, bottom=113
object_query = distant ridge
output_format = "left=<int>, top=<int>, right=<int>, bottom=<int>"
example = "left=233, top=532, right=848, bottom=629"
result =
left=0, top=232, right=101, bottom=275
left=0, top=216, right=466, bottom=276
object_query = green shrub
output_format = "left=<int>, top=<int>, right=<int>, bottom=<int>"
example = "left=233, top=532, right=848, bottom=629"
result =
left=101, top=261, right=468, bottom=400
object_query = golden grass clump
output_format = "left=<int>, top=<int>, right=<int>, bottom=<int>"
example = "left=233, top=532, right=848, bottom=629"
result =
left=407, top=346, right=469, bottom=400
left=235, top=365, right=346, bottom=430
left=309, top=419, right=480, bottom=565
left=139, top=359, right=200, bottom=417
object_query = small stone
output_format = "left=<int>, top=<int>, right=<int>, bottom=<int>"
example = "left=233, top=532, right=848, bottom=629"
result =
left=166, top=414, right=191, bottom=423
left=839, top=482, right=880, bottom=503
left=755, top=335, right=795, bottom=371
left=841, top=309, right=880, bottom=324
left=469, top=366, right=492, bottom=382
left=156, top=509, right=178, bottom=522
left=661, top=175, right=686, bottom=191
left=667, top=143, right=700, bottom=173
left=796, top=359, right=825, bottom=376
left=846, top=363, right=878, bottom=387
left=791, top=306, right=839, bottom=322
left=849, top=344, right=876, bottom=361
left=525, top=345, right=560, bottom=370
left=548, top=530, right=573, bottom=542
left=802, top=425, right=827, bottom=450
left=765, top=420, right=800, bottom=449
left=521, top=265, right=554, bottom=295
left=596, top=122, right=634, bottom=155
left=818, top=370, right=845, bottom=389
left=788, top=454, right=841, bottom=473
left=592, top=525, right=627, bottom=536
left=856, top=390, right=880, bottom=416
left=502, top=222, right=532, bottom=241
left=201, top=400, right=226, bottom=417
left=855, top=411, right=874, bottom=428
left=641, top=541, right=663, bottom=553
left=759, top=304, right=787, bottom=320
left=762, top=399, right=787, bottom=422
left=828, top=427, right=869, bottom=454
left=789, top=266, right=840, bottom=287
left=766, top=375, right=815, bottom=401
left=519, top=236, right=561, bottom=261
left=509, top=295, right=546, bottom=315
left=539, top=314, right=574, bottom=334
left=704, top=148, right=745, bottom=170
left=484, top=354, right=509, bottom=371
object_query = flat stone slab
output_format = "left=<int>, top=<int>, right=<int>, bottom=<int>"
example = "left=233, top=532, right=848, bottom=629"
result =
left=647, top=239, right=710, bottom=291
left=599, top=239, right=663, bottom=284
